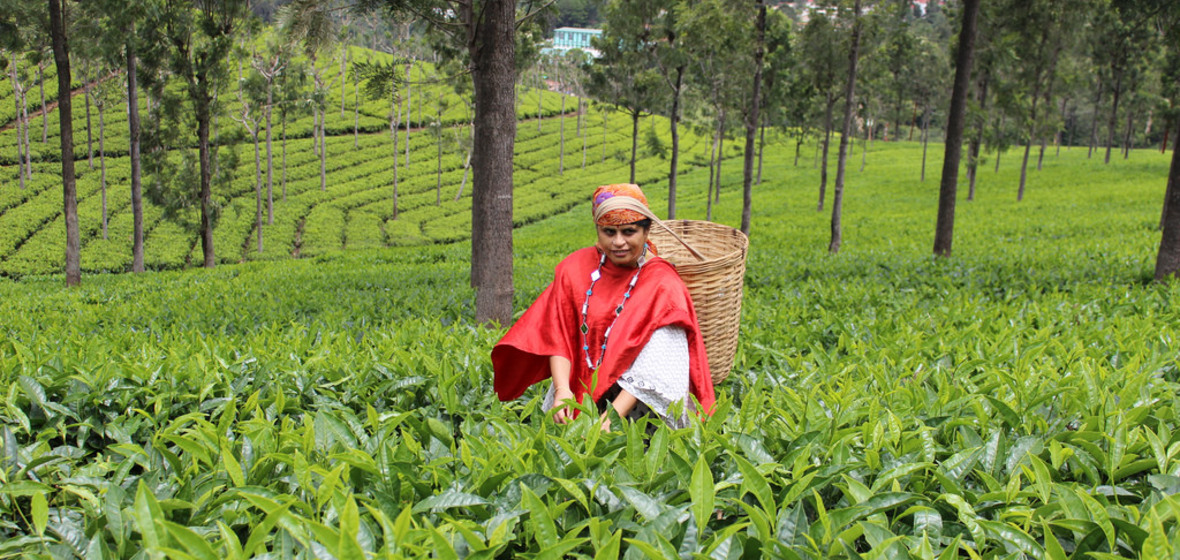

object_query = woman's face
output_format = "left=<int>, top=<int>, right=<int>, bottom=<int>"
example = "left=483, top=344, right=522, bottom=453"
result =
left=596, top=223, right=649, bottom=268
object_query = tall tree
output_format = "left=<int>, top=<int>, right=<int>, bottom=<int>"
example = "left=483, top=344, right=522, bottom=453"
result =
left=48, top=0, right=80, bottom=285
left=741, top=0, right=767, bottom=236
left=933, top=0, right=981, bottom=257
left=800, top=10, right=845, bottom=212
left=361, top=0, right=540, bottom=324
left=828, top=0, right=863, bottom=254
left=161, top=0, right=246, bottom=268
left=587, top=19, right=658, bottom=184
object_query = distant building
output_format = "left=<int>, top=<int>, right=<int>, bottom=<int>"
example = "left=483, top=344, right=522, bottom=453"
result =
left=545, top=27, right=602, bottom=58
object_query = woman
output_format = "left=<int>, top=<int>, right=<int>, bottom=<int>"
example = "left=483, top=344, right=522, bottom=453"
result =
left=492, top=184, right=715, bottom=429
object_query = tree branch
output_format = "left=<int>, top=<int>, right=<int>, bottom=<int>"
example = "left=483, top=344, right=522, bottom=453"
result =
left=516, top=0, right=557, bottom=28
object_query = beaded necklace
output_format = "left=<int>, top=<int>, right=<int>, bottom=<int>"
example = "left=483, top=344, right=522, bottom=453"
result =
left=579, top=246, right=647, bottom=371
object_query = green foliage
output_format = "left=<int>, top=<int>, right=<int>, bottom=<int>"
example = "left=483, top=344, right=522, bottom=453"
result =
left=0, top=127, right=1178, bottom=557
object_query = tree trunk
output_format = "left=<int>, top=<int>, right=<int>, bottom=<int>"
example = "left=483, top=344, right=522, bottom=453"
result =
left=1056, top=97, right=1067, bottom=158
left=127, top=33, right=144, bottom=273
left=254, top=129, right=262, bottom=253
left=21, top=74, right=31, bottom=181
left=663, top=67, right=683, bottom=216
left=99, top=98, right=108, bottom=239
left=1089, top=74, right=1104, bottom=159
left=707, top=122, right=718, bottom=221
left=38, top=63, right=48, bottom=143
left=281, top=110, right=288, bottom=201
left=391, top=84, right=400, bottom=219
left=1105, top=68, right=1124, bottom=164
left=741, top=0, right=766, bottom=236
left=405, top=64, right=412, bottom=166
left=967, top=71, right=989, bottom=201
left=85, top=65, right=94, bottom=170
left=933, top=0, right=979, bottom=258
left=354, top=67, right=360, bottom=149
left=602, top=107, right=608, bottom=164
left=1155, top=125, right=1180, bottom=281
left=756, top=110, right=766, bottom=185
left=629, top=110, right=639, bottom=183
left=921, top=110, right=930, bottom=182
left=819, top=94, right=835, bottom=211
left=436, top=100, right=443, bottom=206
left=1018, top=81, right=1042, bottom=201
left=1123, top=104, right=1136, bottom=159
left=49, top=0, right=80, bottom=286
left=715, top=108, right=725, bottom=204
left=10, top=59, right=26, bottom=190
left=859, top=123, right=868, bottom=172
left=582, top=100, right=588, bottom=170
left=198, top=101, right=216, bottom=267
left=559, top=93, right=565, bottom=175
left=1164, top=126, right=1177, bottom=231
left=829, top=0, right=862, bottom=255
left=470, top=0, right=517, bottom=324
left=455, top=144, right=472, bottom=201
left=265, top=81, right=274, bottom=225
left=537, top=68, right=544, bottom=131
left=340, top=47, right=348, bottom=117
left=318, top=105, right=327, bottom=191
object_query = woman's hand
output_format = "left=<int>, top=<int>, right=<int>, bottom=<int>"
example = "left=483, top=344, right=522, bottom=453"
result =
left=551, top=386, right=576, bottom=424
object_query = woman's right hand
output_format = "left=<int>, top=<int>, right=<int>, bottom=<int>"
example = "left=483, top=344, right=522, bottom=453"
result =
left=551, top=386, right=576, bottom=424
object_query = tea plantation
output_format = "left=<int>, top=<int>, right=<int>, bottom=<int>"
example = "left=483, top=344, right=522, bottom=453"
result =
left=3, top=55, right=1180, bottom=558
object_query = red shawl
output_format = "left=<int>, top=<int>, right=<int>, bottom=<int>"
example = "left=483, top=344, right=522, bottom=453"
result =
left=493, top=247, right=715, bottom=414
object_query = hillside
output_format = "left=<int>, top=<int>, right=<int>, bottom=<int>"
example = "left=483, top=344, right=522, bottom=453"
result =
left=0, top=47, right=734, bottom=277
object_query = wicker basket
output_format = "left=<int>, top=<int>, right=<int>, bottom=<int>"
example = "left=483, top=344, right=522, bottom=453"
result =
left=649, top=220, right=749, bottom=383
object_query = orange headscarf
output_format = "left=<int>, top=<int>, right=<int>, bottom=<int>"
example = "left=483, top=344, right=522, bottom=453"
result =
left=592, top=184, right=649, bottom=226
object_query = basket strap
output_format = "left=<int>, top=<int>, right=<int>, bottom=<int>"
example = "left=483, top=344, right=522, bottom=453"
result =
left=593, top=196, right=706, bottom=261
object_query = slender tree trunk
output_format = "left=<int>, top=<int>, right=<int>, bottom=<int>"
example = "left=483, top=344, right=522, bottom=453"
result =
left=668, top=70, right=684, bottom=219
left=470, top=0, right=517, bottom=324
left=254, top=130, right=262, bottom=253
left=559, top=93, right=565, bottom=175
left=405, top=64, right=412, bottom=167
left=1105, top=68, right=1124, bottom=164
left=391, top=85, right=400, bottom=219
left=127, top=33, right=144, bottom=273
left=436, top=98, right=443, bottom=206
left=629, top=110, right=639, bottom=183
left=265, top=83, right=274, bottom=224
left=715, top=108, right=726, bottom=204
left=1156, top=125, right=1180, bottom=281
left=1089, top=75, right=1104, bottom=159
left=1019, top=82, right=1043, bottom=201
left=281, top=110, right=288, bottom=201
left=1123, top=104, right=1136, bottom=159
left=49, top=0, right=80, bottom=286
left=353, top=68, right=360, bottom=149
left=707, top=122, right=718, bottom=221
left=859, top=123, right=868, bottom=172
left=10, top=59, right=26, bottom=190
left=1056, top=98, right=1067, bottom=158
left=602, top=107, right=607, bottom=164
left=582, top=100, right=588, bottom=169
left=85, top=65, right=94, bottom=170
left=318, top=105, right=327, bottom=191
left=21, top=74, right=31, bottom=182
left=829, top=0, right=862, bottom=255
left=921, top=109, right=930, bottom=181
left=538, top=68, right=544, bottom=131
left=933, top=0, right=979, bottom=258
left=795, top=133, right=803, bottom=167
left=908, top=103, right=917, bottom=141
left=38, top=63, right=48, bottom=143
left=455, top=143, right=472, bottom=201
left=1163, top=126, right=1178, bottom=231
left=340, top=47, right=348, bottom=117
left=756, top=111, right=766, bottom=186
left=198, top=102, right=216, bottom=267
left=819, top=95, right=835, bottom=211
left=741, top=0, right=766, bottom=236
left=99, top=99, right=108, bottom=239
